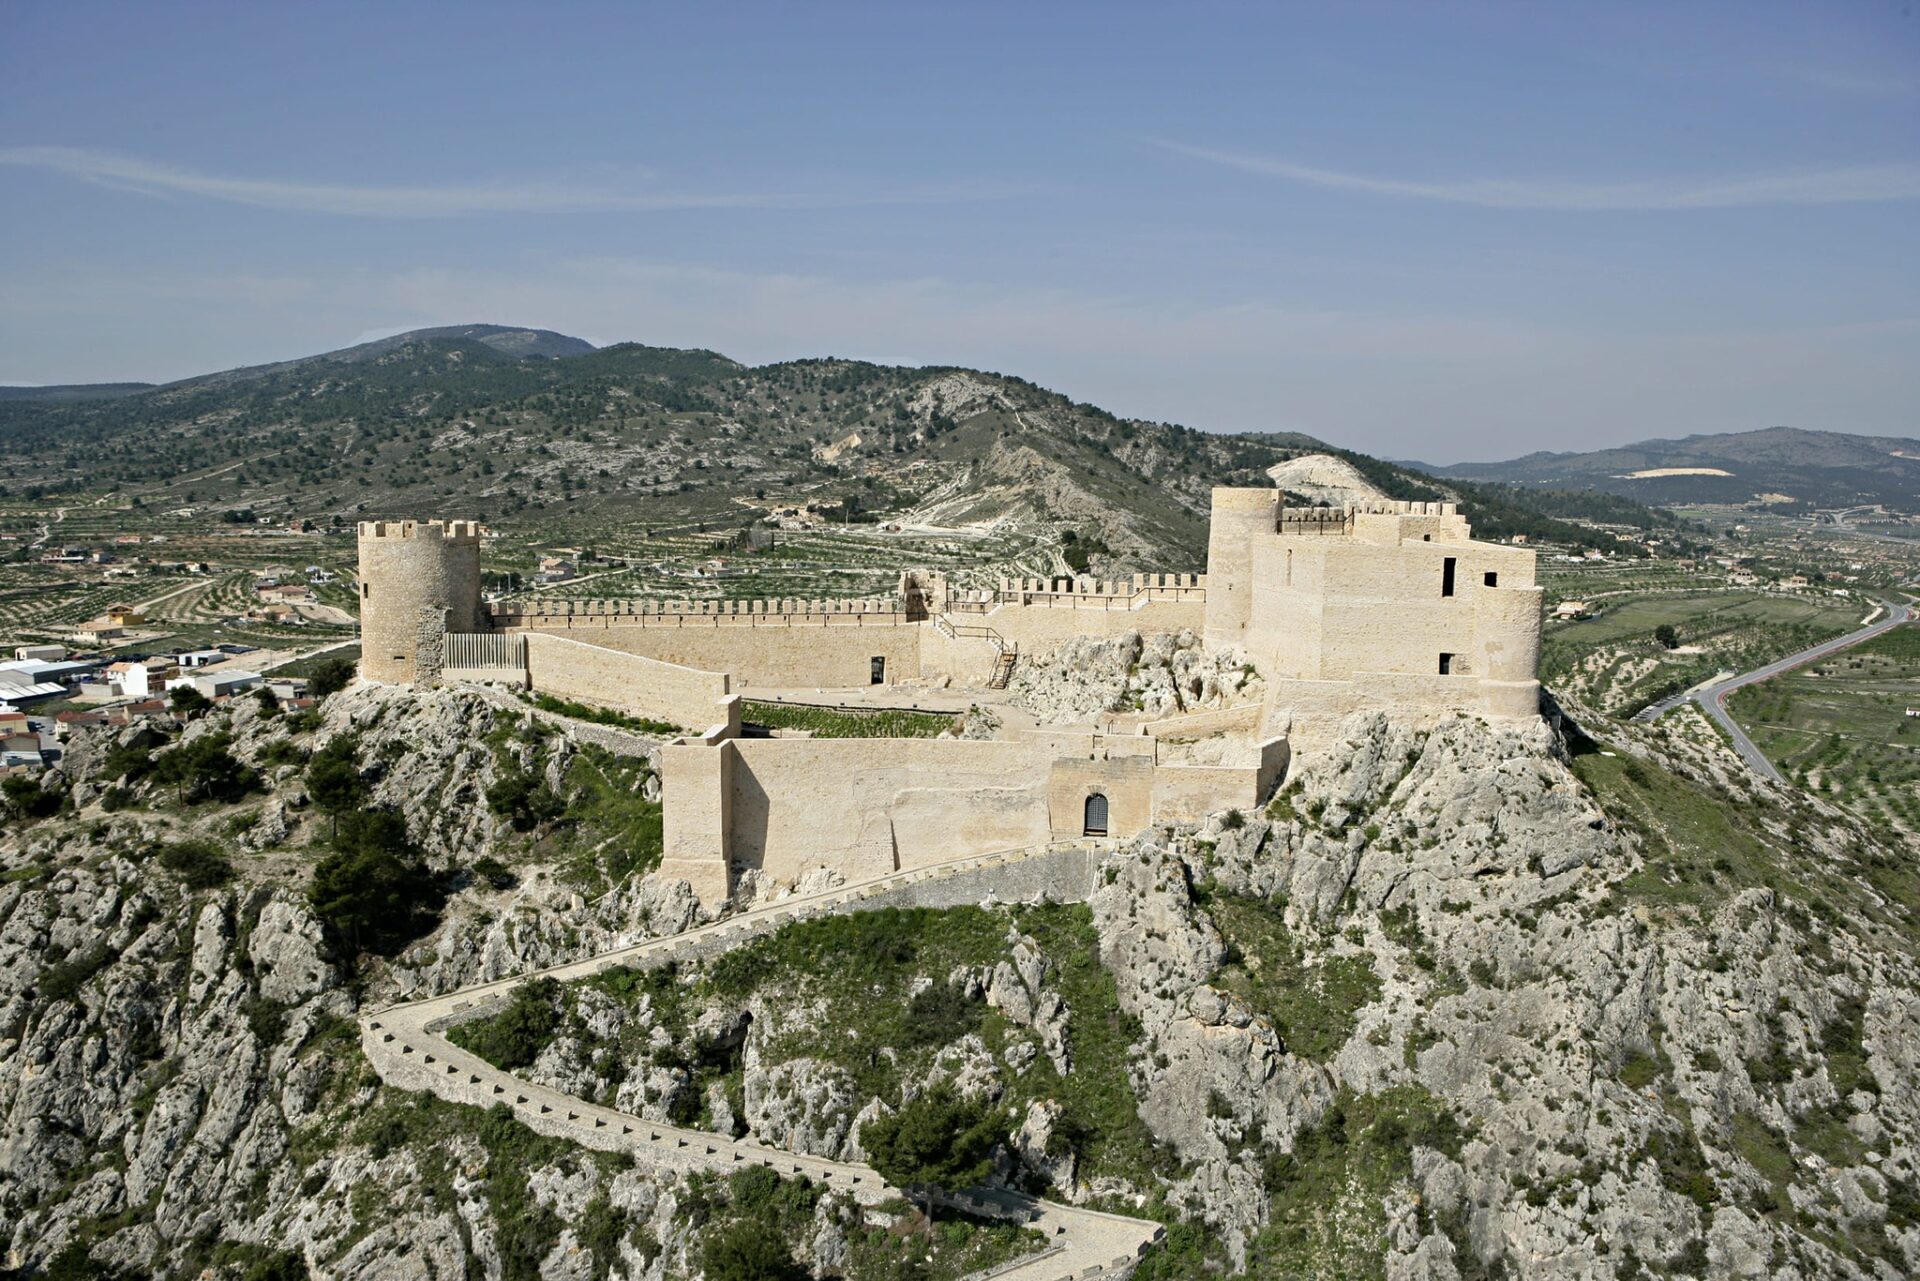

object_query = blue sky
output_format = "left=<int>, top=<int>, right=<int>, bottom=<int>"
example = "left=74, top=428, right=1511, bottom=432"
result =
left=1, top=0, right=1915, bottom=461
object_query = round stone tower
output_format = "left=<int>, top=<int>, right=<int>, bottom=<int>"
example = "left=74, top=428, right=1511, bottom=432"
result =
left=1202, top=486, right=1279, bottom=646
left=356, top=519, right=484, bottom=684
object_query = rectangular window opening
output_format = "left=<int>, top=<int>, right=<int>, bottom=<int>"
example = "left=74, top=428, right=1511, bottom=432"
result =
left=1438, top=652, right=1454, bottom=676
left=1483, top=571, right=1498, bottom=587
left=1441, top=557, right=1457, bottom=597
left=870, top=656, right=886, bottom=685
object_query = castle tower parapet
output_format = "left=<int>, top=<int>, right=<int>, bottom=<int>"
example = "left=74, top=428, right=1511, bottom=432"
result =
left=357, top=519, right=484, bottom=684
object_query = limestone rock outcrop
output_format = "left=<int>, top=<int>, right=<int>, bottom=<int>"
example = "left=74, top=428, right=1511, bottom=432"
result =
left=1009, top=629, right=1262, bottom=723
left=1087, top=709, right=1920, bottom=1276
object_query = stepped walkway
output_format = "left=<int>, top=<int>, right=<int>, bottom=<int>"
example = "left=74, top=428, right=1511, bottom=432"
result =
left=360, top=840, right=1165, bottom=1279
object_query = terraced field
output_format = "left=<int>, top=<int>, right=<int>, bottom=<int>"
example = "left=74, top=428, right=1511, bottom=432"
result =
left=0, top=577, right=133, bottom=638
left=1728, top=626, right=1920, bottom=833
left=1537, top=556, right=1729, bottom=612
left=1543, top=586, right=1863, bottom=717
left=504, top=524, right=1059, bottom=606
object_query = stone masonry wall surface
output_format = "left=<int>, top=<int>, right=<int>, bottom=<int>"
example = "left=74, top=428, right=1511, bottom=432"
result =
left=522, top=631, right=733, bottom=732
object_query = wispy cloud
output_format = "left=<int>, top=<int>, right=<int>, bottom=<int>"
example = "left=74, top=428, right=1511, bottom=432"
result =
left=0, top=145, right=1025, bottom=217
left=1155, top=141, right=1920, bottom=210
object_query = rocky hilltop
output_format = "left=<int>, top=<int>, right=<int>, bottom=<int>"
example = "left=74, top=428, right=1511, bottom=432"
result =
left=1, top=678, right=1915, bottom=1279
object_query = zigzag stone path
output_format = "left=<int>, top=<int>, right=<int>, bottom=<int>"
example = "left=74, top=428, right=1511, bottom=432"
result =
left=360, top=841, right=1166, bottom=1279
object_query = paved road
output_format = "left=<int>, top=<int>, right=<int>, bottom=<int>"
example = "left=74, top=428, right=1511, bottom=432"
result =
left=1640, top=599, right=1913, bottom=784
left=363, top=841, right=1163, bottom=1280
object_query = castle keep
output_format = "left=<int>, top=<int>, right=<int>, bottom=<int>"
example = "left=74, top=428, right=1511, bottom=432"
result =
left=359, top=484, right=1542, bottom=904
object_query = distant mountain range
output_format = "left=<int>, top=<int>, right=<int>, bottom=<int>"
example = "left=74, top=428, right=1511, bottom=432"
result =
left=0, top=324, right=1674, bottom=567
left=1419, top=426, right=1920, bottom=511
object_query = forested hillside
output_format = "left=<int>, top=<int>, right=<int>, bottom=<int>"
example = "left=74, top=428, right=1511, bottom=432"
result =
left=0, top=328, right=1679, bottom=568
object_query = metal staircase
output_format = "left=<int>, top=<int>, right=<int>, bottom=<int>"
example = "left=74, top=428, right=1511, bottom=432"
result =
left=933, top=613, right=1018, bottom=689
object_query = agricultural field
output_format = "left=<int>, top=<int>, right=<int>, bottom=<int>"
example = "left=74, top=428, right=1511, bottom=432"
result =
left=1536, top=555, right=1724, bottom=612
left=0, top=492, right=360, bottom=662
left=1728, top=626, right=1920, bottom=833
left=1542, top=587, right=1864, bottom=717
left=0, top=572, right=142, bottom=640
left=498, top=522, right=1061, bottom=607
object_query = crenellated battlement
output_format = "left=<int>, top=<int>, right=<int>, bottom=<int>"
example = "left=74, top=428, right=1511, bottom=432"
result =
left=1275, top=499, right=1460, bottom=534
left=358, top=519, right=483, bottom=543
left=493, top=596, right=903, bottom=622
left=945, top=573, right=1206, bottom=614
left=490, top=572, right=1212, bottom=626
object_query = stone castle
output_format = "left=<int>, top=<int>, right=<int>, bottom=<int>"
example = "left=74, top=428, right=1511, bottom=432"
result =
left=358, top=484, right=1541, bottom=903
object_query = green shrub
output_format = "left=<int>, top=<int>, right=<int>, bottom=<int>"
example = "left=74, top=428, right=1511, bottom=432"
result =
left=740, top=700, right=955, bottom=739
left=170, top=685, right=213, bottom=715
left=527, top=691, right=680, bottom=736
left=103, top=733, right=166, bottom=782
left=487, top=771, right=564, bottom=832
left=308, top=658, right=354, bottom=697
left=152, top=731, right=258, bottom=805
left=902, top=981, right=982, bottom=1048
left=260, top=737, right=309, bottom=769
left=304, top=735, right=368, bottom=828
left=471, top=855, right=518, bottom=890
left=40, top=943, right=113, bottom=1001
left=307, top=810, right=440, bottom=958
left=157, top=838, right=234, bottom=890
left=1, top=775, right=61, bottom=820
left=701, top=1219, right=807, bottom=1281
left=448, top=978, right=561, bottom=1070
left=861, top=1084, right=1003, bottom=1216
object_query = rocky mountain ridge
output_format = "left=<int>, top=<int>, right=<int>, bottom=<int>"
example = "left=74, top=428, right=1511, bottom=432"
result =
left=1422, top=426, right=1920, bottom=511
left=0, top=329, right=1676, bottom=572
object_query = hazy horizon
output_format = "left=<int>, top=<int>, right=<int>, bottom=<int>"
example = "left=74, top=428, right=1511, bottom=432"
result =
left=2, top=0, right=1915, bottom=462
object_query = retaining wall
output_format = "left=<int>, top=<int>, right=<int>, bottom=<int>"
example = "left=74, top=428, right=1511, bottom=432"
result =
left=522, top=631, right=737, bottom=734
left=515, top=617, right=925, bottom=689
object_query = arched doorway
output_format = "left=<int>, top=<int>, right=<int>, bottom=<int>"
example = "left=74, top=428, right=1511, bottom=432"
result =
left=1083, top=792, right=1109, bottom=837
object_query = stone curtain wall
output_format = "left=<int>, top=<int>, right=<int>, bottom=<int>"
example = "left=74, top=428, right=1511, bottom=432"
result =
left=508, top=614, right=926, bottom=689
left=522, top=632, right=736, bottom=734
left=726, top=738, right=1055, bottom=883
left=660, top=734, right=1184, bottom=900
left=497, top=580, right=1210, bottom=690
left=1149, top=736, right=1290, bottom=826
left=945, top=573, right=1206, bottom=614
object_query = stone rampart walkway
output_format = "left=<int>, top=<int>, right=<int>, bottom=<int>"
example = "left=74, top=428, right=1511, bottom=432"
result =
left=360, top=841, right=1164, bottom=1279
